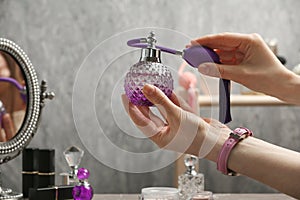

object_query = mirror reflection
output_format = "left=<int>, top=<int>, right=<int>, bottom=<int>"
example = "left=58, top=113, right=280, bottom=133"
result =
left=0, top=51, right=27, bottom=142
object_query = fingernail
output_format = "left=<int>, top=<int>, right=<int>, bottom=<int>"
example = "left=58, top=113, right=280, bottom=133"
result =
left=190, top=40, right=199, bottom=45
left=121, top=94, right=130, bottom=113
left=143, top=84, right=155, bottom=95
left=121, top=94, right=129, bottom=104
left=198, top=64, right=210, bottom=75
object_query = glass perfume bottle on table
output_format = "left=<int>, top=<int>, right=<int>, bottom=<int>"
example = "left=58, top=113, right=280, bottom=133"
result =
left=60, top=146, right=84, bottom=185
left=178, top=154, right=204, bottom=200
left=72, top=168, right=93, bottom=200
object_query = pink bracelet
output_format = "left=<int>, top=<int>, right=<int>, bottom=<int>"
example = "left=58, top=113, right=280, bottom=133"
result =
left=217, top=127, right=253, bottom=176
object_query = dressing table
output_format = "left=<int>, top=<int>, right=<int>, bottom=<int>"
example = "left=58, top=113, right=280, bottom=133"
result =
left=92, top=193, right=296, bottom=200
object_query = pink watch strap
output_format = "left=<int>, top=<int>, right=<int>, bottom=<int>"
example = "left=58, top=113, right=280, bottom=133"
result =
left=217, top=127, right=253, bottom=176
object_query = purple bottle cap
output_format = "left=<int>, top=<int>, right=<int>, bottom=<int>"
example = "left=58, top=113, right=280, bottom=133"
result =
left=77, top=168, right=90, bottom=180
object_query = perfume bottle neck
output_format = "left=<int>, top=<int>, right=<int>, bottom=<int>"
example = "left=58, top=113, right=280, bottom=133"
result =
left=140, top=48, right=161, bottom=63
left=186, top=166, right=197, bottom=176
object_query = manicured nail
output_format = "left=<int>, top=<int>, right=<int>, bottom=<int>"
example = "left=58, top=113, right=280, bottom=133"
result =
left=143, top=84, right=155, bottom=95
left=198, top=64, right=210, bottom=75
left=190, top=40, right=199, bottom=45
left=121, top=94, right=129, bottom=104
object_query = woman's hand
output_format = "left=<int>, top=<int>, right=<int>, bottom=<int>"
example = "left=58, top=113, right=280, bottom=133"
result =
left=0, top=113, right=16, bottom=142
left=191, top=33, right=300, bottom=104
left=122, top=84, right=231, bottom=161
left=122, top=85, right=300, bottom=198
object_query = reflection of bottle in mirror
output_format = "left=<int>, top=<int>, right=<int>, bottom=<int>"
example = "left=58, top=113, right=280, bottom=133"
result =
left=0, top=100, right=7, bottom=142
left=0, top=100, right=6, bottom=126
left=178, top=154, right=204, bottom=200
left=72, top=168, right=93, bottom=200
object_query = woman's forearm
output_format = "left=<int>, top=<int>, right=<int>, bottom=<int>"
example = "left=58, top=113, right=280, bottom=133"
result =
left=207, top=134, right=300, bottom=199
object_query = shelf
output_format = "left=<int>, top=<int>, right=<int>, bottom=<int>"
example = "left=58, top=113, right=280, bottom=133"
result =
left=198, top=94, right=290, bottom=106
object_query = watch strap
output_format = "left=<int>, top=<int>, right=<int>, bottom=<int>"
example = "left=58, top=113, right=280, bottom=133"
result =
left=217, top=127, right=253, bottom=176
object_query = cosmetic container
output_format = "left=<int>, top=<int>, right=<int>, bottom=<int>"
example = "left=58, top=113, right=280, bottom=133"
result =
left=22, top=148, right=39, bottom=198
left=37, top=149, right=55, bottom=188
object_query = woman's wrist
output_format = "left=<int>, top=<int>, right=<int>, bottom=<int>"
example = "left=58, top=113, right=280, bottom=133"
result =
left=203, top=128, right=230, bottom=162
left=273, top=70, right=300, bottom=105
left=217, top=127, right=253, bottom=175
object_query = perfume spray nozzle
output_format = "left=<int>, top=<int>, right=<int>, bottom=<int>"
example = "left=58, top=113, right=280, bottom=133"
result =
left=146, top=31, right=157, bottom=49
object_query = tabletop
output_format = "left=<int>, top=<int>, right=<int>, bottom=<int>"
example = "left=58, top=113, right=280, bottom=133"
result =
left=93, top=193, right=296, bottom=200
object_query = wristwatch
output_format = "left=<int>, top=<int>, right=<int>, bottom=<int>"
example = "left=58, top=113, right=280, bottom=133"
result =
left=217, top=127, right=253, bottom=176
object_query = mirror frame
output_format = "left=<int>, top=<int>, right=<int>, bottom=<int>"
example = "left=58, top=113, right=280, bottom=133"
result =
left=0, top=38, right=40, bottom=164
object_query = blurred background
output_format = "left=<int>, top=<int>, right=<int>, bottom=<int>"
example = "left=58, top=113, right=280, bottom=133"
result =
left=0, top=0, right=300, bottom=194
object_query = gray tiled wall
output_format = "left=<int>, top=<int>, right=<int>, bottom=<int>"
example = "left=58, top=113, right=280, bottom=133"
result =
left=0, top=0, right=299, bottom=194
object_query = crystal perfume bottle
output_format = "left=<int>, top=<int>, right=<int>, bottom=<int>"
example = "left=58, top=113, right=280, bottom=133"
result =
left=72, top=168, right=93, bottom=200
left=178, top=154, right=204, bottom=200
left=124, top=32, right=174, bottom=106
left=61, top=146, right=84, bottom=185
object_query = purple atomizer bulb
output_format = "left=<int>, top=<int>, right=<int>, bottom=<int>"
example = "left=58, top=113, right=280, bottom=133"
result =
left=182, top=46, right=231, bottom=124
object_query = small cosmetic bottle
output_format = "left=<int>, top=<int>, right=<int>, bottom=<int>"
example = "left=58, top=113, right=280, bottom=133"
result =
left=178, top=154, right=204, bottom=200
left=60, top=146, right=84, bottom=185
left=38, top=149, right=55, bottom=188
left=72, top=168, right=93, bottom=200
left=22, top=148, right=39, bottom=198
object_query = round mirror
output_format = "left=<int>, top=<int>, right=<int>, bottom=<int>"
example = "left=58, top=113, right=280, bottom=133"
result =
left=0, top=38, right=54, bottom=199
left=0, top=51, right=27, bottom=143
